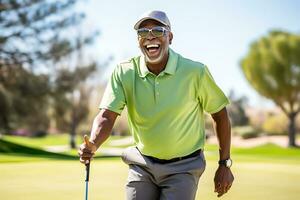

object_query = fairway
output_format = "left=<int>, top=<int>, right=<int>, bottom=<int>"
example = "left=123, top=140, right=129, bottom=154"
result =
left=1, top=157, right=300, bottom=200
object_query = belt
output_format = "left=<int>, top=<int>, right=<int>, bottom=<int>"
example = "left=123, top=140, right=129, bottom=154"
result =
left=144, top=149, right=202, bottom=164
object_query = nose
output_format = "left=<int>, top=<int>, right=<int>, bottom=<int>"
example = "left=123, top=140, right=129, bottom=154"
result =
left=145, top=31, right=156, bottom=40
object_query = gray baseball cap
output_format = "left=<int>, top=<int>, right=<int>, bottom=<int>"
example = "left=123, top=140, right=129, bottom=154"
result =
left=134, top=10, right=171, bottom=30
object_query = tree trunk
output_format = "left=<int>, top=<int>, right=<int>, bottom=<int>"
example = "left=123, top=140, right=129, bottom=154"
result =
left=1, top=114, right=11, bottom=134
left=70, top=120, right=77, bottom=149
left=288, top=112, right=297, bottom=147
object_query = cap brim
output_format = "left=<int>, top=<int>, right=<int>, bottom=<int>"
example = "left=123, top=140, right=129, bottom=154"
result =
left=134, top=17, right=168, bottom=30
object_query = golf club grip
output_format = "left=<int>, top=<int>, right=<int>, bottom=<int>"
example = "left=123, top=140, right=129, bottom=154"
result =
left=85, top=163, right=90, bottom=182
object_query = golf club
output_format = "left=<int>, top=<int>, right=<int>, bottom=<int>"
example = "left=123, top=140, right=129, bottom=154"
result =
left=83, top=135, right=91, bottom=200
left=85, top=162, right=90, bottom=200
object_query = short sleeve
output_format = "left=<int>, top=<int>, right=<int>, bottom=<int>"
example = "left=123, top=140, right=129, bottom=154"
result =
left=198, top=66, right=230, bottom=114
left=99, top=65, right=126, bottom=114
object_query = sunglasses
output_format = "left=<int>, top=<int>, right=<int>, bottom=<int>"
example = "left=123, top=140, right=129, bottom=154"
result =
left=137, top=26, right=168, bottom=38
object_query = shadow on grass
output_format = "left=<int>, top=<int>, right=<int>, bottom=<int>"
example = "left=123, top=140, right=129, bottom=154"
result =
left=0, top=138, right=119, bottom=161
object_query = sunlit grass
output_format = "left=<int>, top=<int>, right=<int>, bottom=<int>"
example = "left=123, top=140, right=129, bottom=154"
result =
left=0, top=158, right=299, bottom=200
left=2, top=135, right=300, bottom=164
left=2, top=134, right=78, bottom=147
left=1, top=134, right=128, bottom=149
left=1, top=135, right=300, bottom=199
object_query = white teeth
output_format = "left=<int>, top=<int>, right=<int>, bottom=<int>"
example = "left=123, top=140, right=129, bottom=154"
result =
left=146, top=44, right=159, bottom=48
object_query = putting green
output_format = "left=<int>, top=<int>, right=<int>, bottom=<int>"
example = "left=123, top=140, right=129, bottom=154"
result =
left=0, top=158, right=299, bottom=200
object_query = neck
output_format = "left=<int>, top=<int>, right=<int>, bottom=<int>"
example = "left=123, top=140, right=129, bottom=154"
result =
left=145, top=52, right=169, bottom=75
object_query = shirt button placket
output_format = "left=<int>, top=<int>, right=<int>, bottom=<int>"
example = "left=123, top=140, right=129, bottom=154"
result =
left=155, top=78, right=160, bottom=101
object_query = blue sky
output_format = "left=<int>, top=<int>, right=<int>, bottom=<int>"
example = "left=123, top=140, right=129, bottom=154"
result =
left=82, top=0, right=300, bottom=107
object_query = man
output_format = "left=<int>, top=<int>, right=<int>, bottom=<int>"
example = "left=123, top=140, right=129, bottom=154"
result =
left=78, top=10, right=234, bottom=200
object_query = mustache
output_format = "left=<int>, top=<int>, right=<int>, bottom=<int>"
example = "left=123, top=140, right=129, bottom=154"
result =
left=143, top=42, right=161, bottom=46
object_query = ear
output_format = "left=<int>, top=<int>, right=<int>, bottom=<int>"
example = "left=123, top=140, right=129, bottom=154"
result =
left=168, top=31, right=173, bottom=45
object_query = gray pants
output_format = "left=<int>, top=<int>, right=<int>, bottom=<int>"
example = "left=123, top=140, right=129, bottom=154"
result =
left=121, top=147, right=206, bottom=200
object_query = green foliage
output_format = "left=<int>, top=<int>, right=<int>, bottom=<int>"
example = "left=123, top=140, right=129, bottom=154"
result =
left=51, top=63, right=97, bottom=148
left=52, top=64, right=96, bottom=132
left=297, top=115, right=300, bottom=132
left=0, top=0, right=96, bottom=65
left=0, top=66, right=50, bottom=133
left=240, top=31, right=300, bottom=110
left=262, top=113, right=288, bottom=135
left=240, top=30, right=300, bottom=146
left=0, top=0, right=99, bottom=139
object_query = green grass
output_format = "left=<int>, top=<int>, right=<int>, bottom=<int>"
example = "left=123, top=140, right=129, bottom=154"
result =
left=0, top=134, right=132, bottom=160
left=0, top=136, right=123, bottom=163
left=0, top=158, right=299, bottom=200
left=0, top=139, right=77, bottom=159
left=1, top=134, right=80, bottom=147
left=2, top=134, right=300, bottom=163
left=1, top=134, right=130, bottom=149
left=205, top=143, right=300, bottom=164
left=1, top=135, right=300, bottom=199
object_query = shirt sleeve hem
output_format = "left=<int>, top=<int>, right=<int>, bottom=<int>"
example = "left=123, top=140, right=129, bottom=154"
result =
left=207, top=100, right=230, bottom=114
left=99, top=105, right=122, bottom=115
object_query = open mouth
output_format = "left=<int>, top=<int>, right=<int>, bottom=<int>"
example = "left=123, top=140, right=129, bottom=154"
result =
left=144, top=44, right=160, bottom=54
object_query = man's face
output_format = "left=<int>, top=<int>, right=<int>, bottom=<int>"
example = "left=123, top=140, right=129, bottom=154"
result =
left=137, top=20, right=173, bottom=65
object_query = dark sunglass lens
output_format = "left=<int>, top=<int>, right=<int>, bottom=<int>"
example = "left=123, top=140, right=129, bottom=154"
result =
left=137, top=28, right=149, bottom=38
left=152, top=27, right=165, bottom=37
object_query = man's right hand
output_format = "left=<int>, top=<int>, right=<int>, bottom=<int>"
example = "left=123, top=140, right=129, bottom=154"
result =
left=78, top=135, right=97, bottom=164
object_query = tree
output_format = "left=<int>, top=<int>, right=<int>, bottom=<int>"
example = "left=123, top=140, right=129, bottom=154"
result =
left=240, top=30, right=300, bottom=147
left=227, top=90, right=249, bottom=127
left=0, top=65, right=51, bottom=133
left=0, top=0, right=99, bottom=136
left=0, top=0, right=96, bottom=66
left=52, top=62, right=96, bottom=148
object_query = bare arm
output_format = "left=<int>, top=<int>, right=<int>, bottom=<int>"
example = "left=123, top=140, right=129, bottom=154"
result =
left=211, top=107, right=231, bottom=160
left=78, top=109, right=118, bottom=164
left=211, top=107, right=234, bottom=198
left=89, top=109, right=118, bottom=149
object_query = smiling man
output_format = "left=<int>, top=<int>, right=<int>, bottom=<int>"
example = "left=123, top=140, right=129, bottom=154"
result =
left=78, top=10, right=234, bottom=200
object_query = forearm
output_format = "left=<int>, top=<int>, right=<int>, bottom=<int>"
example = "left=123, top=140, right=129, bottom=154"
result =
left=89, top=109, right=117, bottom=150
left=212, top=108, right=231, bottom=160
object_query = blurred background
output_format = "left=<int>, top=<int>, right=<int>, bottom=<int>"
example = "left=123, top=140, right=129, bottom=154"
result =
left=0, top=0, right=299, bottom=199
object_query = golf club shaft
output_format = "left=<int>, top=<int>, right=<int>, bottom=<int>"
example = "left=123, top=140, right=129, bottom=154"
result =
left=85, top=162, right=90, bottom=181
left=85, top=162, right=90, bottom=200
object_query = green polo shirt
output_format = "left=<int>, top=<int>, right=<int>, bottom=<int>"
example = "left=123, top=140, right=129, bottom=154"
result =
left=100, top=48, right=229, bottom=159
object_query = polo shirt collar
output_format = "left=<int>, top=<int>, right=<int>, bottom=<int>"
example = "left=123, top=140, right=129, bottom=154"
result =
left=139, top=48, right=178, bottom=77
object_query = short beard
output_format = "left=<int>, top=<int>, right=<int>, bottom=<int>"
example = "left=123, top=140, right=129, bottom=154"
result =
left=144, top=52, right=164, bottom=64
left=141, top=46, right=168, bottom=65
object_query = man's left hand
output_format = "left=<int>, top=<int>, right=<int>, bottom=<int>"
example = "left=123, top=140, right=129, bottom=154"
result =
left=214, top=165, right=234, bottom=197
